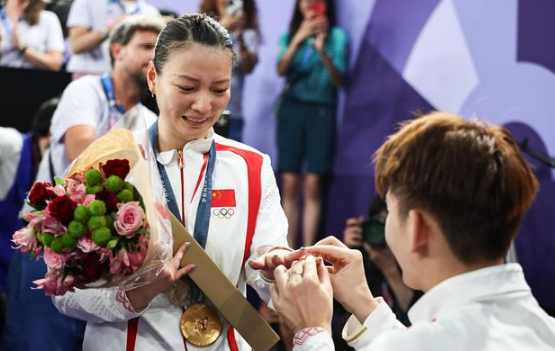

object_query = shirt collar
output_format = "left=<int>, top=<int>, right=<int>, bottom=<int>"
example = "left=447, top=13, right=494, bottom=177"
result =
left=156, top=128, right=214, bottom=166
left=408, top=263, right=530, bottom=323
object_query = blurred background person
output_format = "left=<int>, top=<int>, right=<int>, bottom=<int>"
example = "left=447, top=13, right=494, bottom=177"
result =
left=342, top=196, right=420, bottom=324
left=0, top=0, right=64, bottom=70
left=200, top=0, right=261, bottom=142
left=276, top=0, right=347, bottom=247
left=0, top=97, right=56, bottom=336
left=65, top=0, right=159, bottom=76
left=0, top=16, right=163, bottom=350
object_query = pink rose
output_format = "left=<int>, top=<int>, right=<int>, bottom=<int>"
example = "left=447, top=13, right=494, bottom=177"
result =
left=77, top=236, right=100, bottom=253
left=12, top=226, right=38, bottom=253
left=44, top=247, right=66, bottom=270
left=114, top=202, right=144, bottom=237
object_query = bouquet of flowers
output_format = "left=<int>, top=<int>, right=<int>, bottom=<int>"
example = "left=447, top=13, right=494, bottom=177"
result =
left=13, top=119, right=172, bottom=296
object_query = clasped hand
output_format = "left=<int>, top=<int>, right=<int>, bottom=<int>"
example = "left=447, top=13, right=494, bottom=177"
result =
left=250, top=237, right=380, bottom=334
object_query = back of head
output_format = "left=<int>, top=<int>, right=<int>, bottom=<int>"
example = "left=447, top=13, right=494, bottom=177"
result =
left=374, top=112, right=539, bottom=264
left=31, top=97, right=59, bottom=137
left=152, top=13, right=235, bottom=74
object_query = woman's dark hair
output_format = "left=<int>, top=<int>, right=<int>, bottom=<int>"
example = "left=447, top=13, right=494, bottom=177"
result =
left=288, top=0, right=336, bottom=44
left=31, top=97, right=59, bottom=137
left=199, top=0, right=261, bottom=38
left=153, top=13, right=236, bottom=74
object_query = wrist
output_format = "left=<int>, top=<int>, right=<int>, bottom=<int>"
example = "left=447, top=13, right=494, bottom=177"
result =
left=98, top=28, right=109, bottom=40
left=344, top=285, right=378, bottom=322
left=19, top=45, right=27, bottom=55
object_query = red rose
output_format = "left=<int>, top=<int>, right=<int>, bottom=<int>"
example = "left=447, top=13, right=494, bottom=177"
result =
left=95, top=189, right=119, bottom=212
left=28, top=182, right=56, bottom=208
left=82, top=253, right=102, bottom=282
left=47, top=195, right=77, bottom=225
left=101, top=159, right=130, bottom=179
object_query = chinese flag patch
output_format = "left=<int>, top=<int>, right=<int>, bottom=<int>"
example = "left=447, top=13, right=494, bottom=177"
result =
left=211, top=189, right=236, bottom=207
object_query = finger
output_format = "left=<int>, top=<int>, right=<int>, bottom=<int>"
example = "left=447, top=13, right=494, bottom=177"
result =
left=175, top=263, right=196, bottom=280
left=317, top=257, right=331, bottom=286
left=248, top=256, right=265, bottom=270
left=271, top=254, right=283, bottom=269
left=303, top=255, right=317, bottom=281
left=270, top=282, right=279, bottom=301
left=315, top=236, right=348, bottom=249
left=173, top=242, right=190, bottom=269
left=346, top=217, right=362, bottom=226
left=274, top=265, right=288, bottom=292
left=281, top=249, right=306, bottom=267
left=305, top=245, right=351, bottom=263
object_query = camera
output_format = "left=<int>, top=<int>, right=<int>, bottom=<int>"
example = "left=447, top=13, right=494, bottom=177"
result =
left=226, top=0, right=243, bottom=17
left=362, top=214, right=386, bottom=247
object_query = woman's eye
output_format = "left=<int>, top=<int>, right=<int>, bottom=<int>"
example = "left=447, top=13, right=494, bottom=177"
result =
left=214, top=89, right=228, bottom=95
left=178, top=86, right=195, bottom=92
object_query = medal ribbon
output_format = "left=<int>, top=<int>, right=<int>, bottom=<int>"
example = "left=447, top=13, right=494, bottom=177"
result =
left=148, top=121, right=216, bottom=303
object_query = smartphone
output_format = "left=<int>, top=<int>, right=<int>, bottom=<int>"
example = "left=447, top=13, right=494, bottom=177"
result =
left=226, top=0, right=243, bottom=17
left=310, top=1, right=327, bottom=18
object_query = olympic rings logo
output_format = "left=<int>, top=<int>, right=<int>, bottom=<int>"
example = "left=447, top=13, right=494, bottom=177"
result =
left=212, top=208, right=235, bottom=219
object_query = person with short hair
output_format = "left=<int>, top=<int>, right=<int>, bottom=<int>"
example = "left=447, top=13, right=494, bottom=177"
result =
left=53, top=14, right=292, bottom=350
left=66, top=0, right=160, bottom=75
left=0, top=0, right=64, bottom=70
left=268, top=112, right=555, bottom=351
left=1, top=16, right=164, bottom=351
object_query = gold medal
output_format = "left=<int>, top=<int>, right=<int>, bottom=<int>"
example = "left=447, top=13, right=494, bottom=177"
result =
left=180, top=304, right=222, bottom=346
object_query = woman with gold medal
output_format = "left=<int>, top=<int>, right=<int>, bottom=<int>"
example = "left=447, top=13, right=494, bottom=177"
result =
left=53, top=14, right=295, bottom=350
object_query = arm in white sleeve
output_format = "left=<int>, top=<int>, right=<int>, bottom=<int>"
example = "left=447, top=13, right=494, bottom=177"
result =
left=244, top=154, right=289, bottom=303
left=52, top=287, right=147, bottom=323
left=342, top=298, right=407, bottom=349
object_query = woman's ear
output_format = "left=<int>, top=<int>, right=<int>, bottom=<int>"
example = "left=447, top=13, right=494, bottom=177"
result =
left=147, top=60, right=157, bottom=95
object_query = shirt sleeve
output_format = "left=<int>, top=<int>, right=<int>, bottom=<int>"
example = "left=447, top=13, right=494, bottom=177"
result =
left=49, top=78, right=104, bottom=144
left=328, top=28, right=348, bottom=74
left=244, top=154, right=289, bottom=302
left=293, top=329, right=336, bottom=351
left=67, top=0, right=92, bottom=29
left=277, top=32, right=291, bottom=63
left=52, top=287, right=148, bottom=323
left=342, top=298, right=407, bottom=349
left=44, top=12, right=65, bottom=53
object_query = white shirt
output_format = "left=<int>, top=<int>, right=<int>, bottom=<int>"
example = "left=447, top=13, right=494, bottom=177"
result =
left=66, top=0, right=159, bottom=74
left=0, top=127, right=23, bottom=199
left=0, top=10, right=64, bottom=69
left=295, top=264, right=555, bottom=351
left=53, top=134, right=289, bottom=351
left=33, top=75, right=157, bottom=185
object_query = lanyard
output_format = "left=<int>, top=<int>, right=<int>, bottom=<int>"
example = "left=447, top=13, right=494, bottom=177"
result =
left=100, top=74, right=126, bottom=129
left=108, top=0, right=143, bottom=15
left=147, top=120, right=216, bottom=250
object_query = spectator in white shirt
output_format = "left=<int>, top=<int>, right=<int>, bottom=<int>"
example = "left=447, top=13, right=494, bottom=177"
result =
left=266, top=112, right=555, bottom=351
left=66, top=0, right=160, bottom=75
left=0, top=0, right=64, bottom=70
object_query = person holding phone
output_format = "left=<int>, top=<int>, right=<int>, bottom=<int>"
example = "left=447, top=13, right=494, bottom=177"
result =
left=199, top=0, right=261, bottom=142
left=276, top=0, right=348, bottom=247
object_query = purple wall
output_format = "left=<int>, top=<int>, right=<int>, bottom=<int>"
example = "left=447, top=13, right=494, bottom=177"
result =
left=148, top=0, right=555, bottom=311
